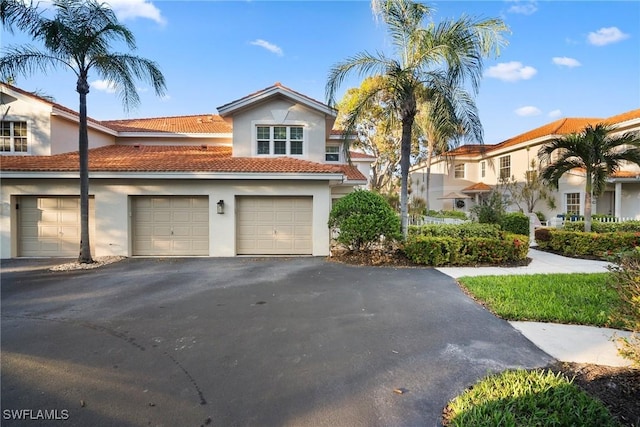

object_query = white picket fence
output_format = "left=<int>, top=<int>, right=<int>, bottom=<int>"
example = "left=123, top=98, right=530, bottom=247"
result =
left=549, top=216, right=636, bottom=228
left=412, top=215, right=469, bottom=226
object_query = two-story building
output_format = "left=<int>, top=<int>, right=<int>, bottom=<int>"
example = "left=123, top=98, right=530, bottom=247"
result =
left=411, top=109, right=640, bottom=220
left=0, top=82, right=373, bottom=258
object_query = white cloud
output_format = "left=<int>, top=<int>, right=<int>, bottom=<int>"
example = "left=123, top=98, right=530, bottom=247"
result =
left=515, top=106, right=541, bottom=117
left=485, top=61, right=537, bottom=82
left=548, top=109, right=562, bottom=119
left=506, top=0, right=538, bottom=15
left=106, top=0, right=166, bottom=25
left=587, top=27, right=629, bottom=46
left=91, top=79, right=117, bottom=94
left=552, top=57, right=581, bottom=68
left=250, top=39, right=284, bottom=57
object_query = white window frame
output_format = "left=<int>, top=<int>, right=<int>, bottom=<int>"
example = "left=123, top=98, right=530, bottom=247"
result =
left=454, top=163, right=465, bottom=179
left=499, top=155, right=511, bottom=180
left=565, top=192, right=581, bottom=215
left=480, top=161, right=486, bottom=178
left=0, top=120, right=30, bottom=154
left=254, top=124, right=305, bottom=157
left=325, top=145, right=340, bottom=162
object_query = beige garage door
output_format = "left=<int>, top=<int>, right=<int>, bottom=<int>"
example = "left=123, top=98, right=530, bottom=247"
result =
left=237, top=196, right=312, bottom=255
left=19, top=196, right=95, bottom=257
left=132, top=196, right=209, bottom=256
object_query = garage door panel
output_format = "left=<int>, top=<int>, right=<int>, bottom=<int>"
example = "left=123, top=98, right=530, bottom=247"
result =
left=19, top=196, right=94, bottom=257
left=132, top=196, right=209, bottom=256
left=237, top=196, right=312, bottom=255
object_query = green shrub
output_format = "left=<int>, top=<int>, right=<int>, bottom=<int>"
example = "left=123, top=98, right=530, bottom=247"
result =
left=403, top=233, right=528, bottom=266
left=564, top=220, right=640, bottom=233
left=535, top=211, right=546, bottom=222
left=426, top=209, right=468, bottom=220
left=328, top=190, right=401, bottom=251
left=500, top=212, right=529, bottom=235
left=608, top=248, right=640, bottom=367
left=408, top=223, right=501, bottom=239
left=536, top=229, right=640, bottom=258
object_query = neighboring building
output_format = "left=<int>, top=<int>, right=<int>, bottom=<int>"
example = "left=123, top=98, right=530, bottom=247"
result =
left=0, top=82, right=373, bottom=258
left=411, top=109, right=640, bottom=220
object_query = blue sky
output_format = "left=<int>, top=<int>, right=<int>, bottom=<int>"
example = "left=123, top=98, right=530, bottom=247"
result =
left=2, top=0, right=639, bottom=144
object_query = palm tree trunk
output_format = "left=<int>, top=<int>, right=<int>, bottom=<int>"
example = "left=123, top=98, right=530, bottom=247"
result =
left=400, top=117, right=413, bottom=237
left=584, top=174, right=593, bottom=233
left=77, top=78, right=93, bottom=264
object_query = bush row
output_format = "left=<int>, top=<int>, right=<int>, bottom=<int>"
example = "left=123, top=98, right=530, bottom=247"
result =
left=404, top=233, right=529, bottom=266
left=535, top=228, right=640, bottom=258
left=408, top=222, right=502, bottom=239
left=563, top=220, right=640, bottom=233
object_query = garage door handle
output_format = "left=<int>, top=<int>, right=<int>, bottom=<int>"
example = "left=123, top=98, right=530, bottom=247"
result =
left=273, top=228, right=277, bottom=235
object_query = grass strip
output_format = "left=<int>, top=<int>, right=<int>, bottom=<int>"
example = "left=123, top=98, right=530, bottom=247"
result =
left=458, top=273, right=627, bottom=329
left=443, top=369, right=620, bottom=426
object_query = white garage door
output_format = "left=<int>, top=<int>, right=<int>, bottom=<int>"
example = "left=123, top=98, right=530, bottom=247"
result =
left=19, top=196, right=95, bottom=257
left=132, top=196, right=209, bottom=256
left=237, top=196, right=312, bottom=255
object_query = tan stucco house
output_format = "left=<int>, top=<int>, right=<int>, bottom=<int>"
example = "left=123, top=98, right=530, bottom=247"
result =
left=0, top=82, right=372, bottom=258
left=411, top=109, right=640, bottom=221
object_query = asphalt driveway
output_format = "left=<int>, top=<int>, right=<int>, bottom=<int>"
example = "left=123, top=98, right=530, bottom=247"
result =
left=1, top=257, right=553, bottom=427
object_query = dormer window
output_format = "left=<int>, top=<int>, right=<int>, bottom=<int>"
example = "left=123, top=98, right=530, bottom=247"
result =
left=256, top=125, right=304, bottom=156
left=1, top=121, right=28, bottom=153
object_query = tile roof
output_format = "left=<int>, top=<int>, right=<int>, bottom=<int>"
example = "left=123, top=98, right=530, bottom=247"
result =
left=462, top=182, right=492, bottom=192
left=349, top=151, right=376, bottom=160
left=445, top=108, right=640, bottom=157
left=0, top=145, right=366, bottom=180
left=102, top=115, right=232, bottom=133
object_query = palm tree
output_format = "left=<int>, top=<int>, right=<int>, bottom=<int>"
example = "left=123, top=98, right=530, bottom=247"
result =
left=538, top=123, right=640, bottom=232
left=1, top=0, right=166, bottom=263
left=326, top=0, right=508, bottom=236
left=414, top=82, right=482, bottom=213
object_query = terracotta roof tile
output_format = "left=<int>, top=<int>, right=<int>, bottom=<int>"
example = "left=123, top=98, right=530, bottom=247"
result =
left=349, top=151, right=376, bottom=160
left=603, top=109, right=640, bottom=125
left=102, top=115, right=232, bottom=133
left=445, top=145, right=487, bottom=156
left=0, top=145, right=366, bottom=181
left=611, top=170, right=640, bottom=178
left=462, top=182, right=492, bottom=192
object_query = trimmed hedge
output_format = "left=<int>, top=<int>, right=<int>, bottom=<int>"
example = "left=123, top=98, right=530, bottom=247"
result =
left=535, top=228, right=640, bottom=258
left=408, top=223, right=502, bottom=239
left=563, top=220, right=640, bottom=233
left=500, top=212, right=529, bottom=235
left=404, top=233, right=529, bottom=266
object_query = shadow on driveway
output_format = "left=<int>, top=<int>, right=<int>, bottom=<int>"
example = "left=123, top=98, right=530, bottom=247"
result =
left=1, top=257, right=553, bottom=427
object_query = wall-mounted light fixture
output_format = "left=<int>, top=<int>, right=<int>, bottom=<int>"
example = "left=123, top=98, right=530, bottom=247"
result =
left=216, top=199, right=225, bottom=214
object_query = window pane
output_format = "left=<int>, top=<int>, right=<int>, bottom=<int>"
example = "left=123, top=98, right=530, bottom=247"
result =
left=257, top=140, right=270, bottom=154
left=0, top=137, right=10, bottom=151
left=499, top=156, right=511, bottom=179
left=1, top=122, right=10, bottom=136
left=326, top=153, right=339, bottom=162
left=566, top=193, right=580, bottom=215
left=257, top=126, right=270, bottom=140
left=15, top=138, right=27, bottom=152
left=481, top=161, right=486, bottom=178
left=274, top=126, right=287, bottom=140
left=274, top=140, right=286, bottom=154
left=290, top=127, right=303, bottom=140
left=14, top=122, right=27, bottom=137
left=454, top=164, right=465, bottom=178
left=290, top=141, right=303, bottom=155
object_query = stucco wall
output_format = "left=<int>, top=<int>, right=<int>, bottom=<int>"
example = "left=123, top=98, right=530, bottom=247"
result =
left=1, top=91, right=53, bottom=156
left=50, top=116, right=116, bottom=154
left=230, top=98, right=327, bottom=162
left=1, top=178, right=333, bottom=258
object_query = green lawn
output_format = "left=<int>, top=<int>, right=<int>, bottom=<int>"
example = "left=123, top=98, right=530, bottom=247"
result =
left=443, top=369, right=619, bottom=427
left=457, top=273, right=628, bottom=329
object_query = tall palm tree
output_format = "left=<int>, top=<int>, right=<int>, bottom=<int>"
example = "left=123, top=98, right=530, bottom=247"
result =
left=414, top=81, right=482, bottom=213
left=326, top=0, right=508, bottom=236
left=538, top=123, right=640, bottom=232
left=1, top=0, right=166, bottom=263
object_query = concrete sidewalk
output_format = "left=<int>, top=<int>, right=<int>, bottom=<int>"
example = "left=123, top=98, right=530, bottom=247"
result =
left=437, top=248, right=634, bottom=368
